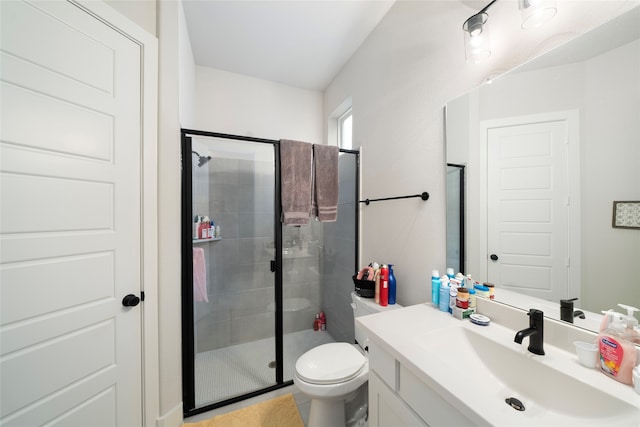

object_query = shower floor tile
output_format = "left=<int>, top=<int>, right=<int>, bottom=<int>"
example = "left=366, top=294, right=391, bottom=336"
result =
left=195, top=329, right=335, bottom=407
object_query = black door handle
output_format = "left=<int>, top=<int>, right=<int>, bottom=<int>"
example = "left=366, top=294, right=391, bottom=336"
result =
left=122, top=294, right=140, bottom=307
left=490, top=254, right=499, bottom=261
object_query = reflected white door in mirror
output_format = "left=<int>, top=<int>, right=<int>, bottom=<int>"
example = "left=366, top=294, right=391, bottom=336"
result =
left=482, top=113, right=579, bottom=303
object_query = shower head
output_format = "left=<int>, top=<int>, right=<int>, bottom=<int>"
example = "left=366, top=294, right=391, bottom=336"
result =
left=192, top=150, right=212, bottom=167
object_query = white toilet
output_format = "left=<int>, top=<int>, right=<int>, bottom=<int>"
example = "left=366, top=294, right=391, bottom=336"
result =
left=294, top=292, right=402, bottom=427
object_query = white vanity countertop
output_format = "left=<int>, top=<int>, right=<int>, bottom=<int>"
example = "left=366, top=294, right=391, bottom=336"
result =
left=357, top=303, right=640, bottom=426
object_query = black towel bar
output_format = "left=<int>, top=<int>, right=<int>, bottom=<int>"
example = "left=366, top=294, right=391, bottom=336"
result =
left=360, top=191, right=429, bottom=206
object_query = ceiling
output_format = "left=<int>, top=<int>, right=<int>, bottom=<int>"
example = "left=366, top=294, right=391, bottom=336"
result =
left=182, top=0, right=397, bottom=91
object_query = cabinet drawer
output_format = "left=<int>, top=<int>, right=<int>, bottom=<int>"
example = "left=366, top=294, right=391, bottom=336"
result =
left=399, top=365, right=474, bottom=426
left=369, top=371, right=426, bottom=427
left=368, top=340, right=397, bottom=391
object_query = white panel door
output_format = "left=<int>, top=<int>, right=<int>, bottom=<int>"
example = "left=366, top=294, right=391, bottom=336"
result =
left=487, top=120, right=569, bottom=302
left=0, top=1, right=142, bottom=426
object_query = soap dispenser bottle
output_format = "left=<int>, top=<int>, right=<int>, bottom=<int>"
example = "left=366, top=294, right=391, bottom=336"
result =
left=597, top=311, right=636, bottom=385
left=618, top=304, right=640, bottom=344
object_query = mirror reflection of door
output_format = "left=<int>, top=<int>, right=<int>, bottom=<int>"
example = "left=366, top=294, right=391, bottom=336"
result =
left=483, top=114, right=578, bottom=302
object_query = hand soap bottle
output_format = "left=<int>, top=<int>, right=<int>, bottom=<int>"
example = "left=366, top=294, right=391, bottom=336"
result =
left=618, top=304, right=640, bottom=344
left=597, top=310, right=636, bottom=385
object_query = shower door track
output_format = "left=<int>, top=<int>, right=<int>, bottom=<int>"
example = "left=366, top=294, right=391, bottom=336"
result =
left=180, top=129, right=360, bottom=417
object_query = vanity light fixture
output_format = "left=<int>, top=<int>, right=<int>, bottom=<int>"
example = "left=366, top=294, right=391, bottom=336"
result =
left=463, top=12, right=491, bottom=63
left=462, top=0, right=498, bottom=64
left=463, top=0, right=558, bottom=64
left=519, top=0, right=557, bottom=29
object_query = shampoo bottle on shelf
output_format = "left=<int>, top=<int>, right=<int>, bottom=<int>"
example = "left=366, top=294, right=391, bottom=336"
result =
left=431, top=270, right=440, bottom=308
left=388, top=264, right=396, bottom=305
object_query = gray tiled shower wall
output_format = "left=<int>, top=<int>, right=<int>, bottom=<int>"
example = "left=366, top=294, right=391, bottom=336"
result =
left=194, top=153, right=357, bottom=353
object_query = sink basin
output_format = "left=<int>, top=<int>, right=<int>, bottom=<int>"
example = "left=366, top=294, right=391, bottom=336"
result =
left=413, top=324, right=639, bottom=425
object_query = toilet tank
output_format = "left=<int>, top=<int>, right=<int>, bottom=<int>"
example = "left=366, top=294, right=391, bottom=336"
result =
left=351, top=292, right=402, bottom=351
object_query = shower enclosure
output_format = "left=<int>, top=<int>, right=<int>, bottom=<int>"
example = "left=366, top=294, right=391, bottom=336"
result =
left=181, top=130, right=359, bottom=416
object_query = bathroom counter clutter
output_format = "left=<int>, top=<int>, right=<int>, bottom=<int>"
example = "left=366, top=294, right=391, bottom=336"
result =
left=357, top=303, right=640, bottom=427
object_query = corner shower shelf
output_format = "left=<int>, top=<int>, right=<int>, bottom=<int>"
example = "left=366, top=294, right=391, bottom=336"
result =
left=193, top=237, right=222, bottom=244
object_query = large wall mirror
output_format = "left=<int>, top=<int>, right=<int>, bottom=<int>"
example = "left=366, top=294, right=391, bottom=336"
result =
left=446, top=6, right=640, bottom=332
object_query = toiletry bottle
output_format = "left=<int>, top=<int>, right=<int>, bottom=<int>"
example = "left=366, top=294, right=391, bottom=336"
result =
left=313, top=314, right=321, bottom=331
left=449, top=281, right=458, bottom=314
left=196, top=216, right=203, bottom=239
left=431, top=270, right=440, bottom=308
left=439, top=276, right=450, bottom=313
left=388, top=264, right=396, bottom=304
left=193, top=215, right=199, bottom=239
left=374, top=268, right=381, bottom=304
left=618, top=304, right=640, bottom=344
left=446, top=268, right=455, bottom=280
left=469, top=288, right=476, bottom=308
left=202, top=216, right=210, bottom=239
left=208, top=219, right=215, bottom=238
left=319, top=311, right=326, bottom=331
left=597, top=311, right=636, bottom=385
left=379, top=265, right=389, bottom=306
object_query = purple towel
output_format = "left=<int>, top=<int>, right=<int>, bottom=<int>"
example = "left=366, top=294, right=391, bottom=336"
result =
left=312, top=144, right=339, bottom=222
left=280, top=139, right=313, bottom=225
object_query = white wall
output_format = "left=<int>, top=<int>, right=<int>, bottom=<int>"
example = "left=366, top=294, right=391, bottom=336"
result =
left=582, top=40, right=640, bottom=311
left=194, top=67, right=323, bottom=142
left=323, top=0, right=638, bottom=306
left=179, top=1, right=196, bottom=129
left=105, top=0, right=156, bottom=36
left=157, top=0, right=184, bottom=424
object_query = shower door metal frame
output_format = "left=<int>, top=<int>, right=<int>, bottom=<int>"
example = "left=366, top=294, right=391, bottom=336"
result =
left=180, top=129, right=360, bottom=417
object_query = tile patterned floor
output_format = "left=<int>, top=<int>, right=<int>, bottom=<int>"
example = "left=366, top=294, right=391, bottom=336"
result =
left=194, top=329, right=335, bottom=407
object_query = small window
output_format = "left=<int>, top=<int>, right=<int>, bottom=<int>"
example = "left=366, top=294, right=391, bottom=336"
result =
left=338, top=108, right=352, bottom=150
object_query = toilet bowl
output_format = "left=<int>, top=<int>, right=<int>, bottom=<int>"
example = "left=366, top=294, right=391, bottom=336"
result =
left=294, top=292, right=402, bottom=427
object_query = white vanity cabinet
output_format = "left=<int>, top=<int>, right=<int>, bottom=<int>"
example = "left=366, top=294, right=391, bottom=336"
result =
left=368, top=340, right=475, bottom=427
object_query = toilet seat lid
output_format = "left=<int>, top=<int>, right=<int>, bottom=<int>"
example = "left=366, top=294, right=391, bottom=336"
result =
left=295, top=342, right=366, bottom=385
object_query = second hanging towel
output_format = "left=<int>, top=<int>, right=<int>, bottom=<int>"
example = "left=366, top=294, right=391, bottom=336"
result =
left=311, top=144, right=339, bottom=222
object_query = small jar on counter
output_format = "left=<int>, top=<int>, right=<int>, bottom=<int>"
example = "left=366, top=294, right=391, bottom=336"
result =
left=456, top=287, right=469, bottom=309
left=484, top=283, right=495, bottom=299
left=469, top=289, right=477, bottom=308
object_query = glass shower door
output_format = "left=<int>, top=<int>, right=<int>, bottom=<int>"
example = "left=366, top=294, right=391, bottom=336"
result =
left=182, top=131, right=279, bottom=412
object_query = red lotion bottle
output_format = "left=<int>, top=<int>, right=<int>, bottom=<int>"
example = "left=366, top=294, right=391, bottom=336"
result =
left=313, top=314, right=321, bottom=331
left=379, top=265, right=389, bottom=306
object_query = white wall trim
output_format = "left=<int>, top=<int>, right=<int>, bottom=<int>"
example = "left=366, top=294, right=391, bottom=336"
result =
left=156, top=403, right=184, bottom=427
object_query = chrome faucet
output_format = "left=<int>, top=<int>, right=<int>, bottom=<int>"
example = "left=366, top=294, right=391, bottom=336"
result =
left=514, top=309, right=545, bottom=355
